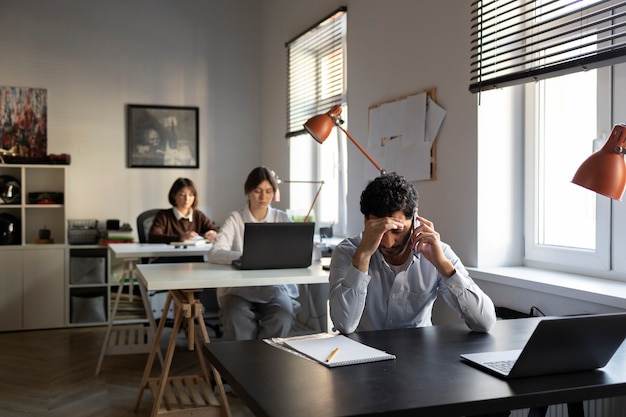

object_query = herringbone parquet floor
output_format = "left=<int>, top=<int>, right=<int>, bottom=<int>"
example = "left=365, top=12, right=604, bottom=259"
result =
left=0, top=325, right=255, bottom=417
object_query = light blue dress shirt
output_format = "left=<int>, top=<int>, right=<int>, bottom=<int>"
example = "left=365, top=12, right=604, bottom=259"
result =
left=329, top=234, right=496, bottom=334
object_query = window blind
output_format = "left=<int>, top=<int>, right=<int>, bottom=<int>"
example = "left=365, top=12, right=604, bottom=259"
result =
left=286, top=6, right=347, bottom=137
left=470, top=0, right=626, bottom=93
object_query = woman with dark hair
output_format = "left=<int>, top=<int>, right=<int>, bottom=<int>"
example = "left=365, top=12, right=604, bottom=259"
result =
left=148, top=177, right=218, bottom=244
left=208, top=166, right=298, bottom=340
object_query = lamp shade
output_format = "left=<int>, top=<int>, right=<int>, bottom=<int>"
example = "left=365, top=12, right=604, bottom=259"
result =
left=572, top=124, right=626, bottom=200
left=303, top=105, right=386, bottom=175
left=303, top=105, right=343, bottom=144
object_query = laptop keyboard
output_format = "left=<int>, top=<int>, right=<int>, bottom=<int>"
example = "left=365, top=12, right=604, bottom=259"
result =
left=485, top=360, right=516, bottom=373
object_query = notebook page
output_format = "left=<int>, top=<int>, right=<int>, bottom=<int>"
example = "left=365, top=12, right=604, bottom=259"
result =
left=284, top=335, right=396, bottom=368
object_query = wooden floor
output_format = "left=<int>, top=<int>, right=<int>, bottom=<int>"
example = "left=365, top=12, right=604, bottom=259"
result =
left=0, top=325, right=255, bottom=417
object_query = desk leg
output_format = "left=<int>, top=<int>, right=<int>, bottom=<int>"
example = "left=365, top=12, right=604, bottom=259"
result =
left=193, top=314, right=232, bottom=417
left=95, top=276, right=125, bottom=375
left=96, top=259, right=164, bottom=376
left=137, top=276, right=164, bottom=367
left=150, top=296, right=185, bottom=417
left=135, top=291, right=173, bottom=412
left=136, top=289, right=231, bottom=417
left=527, top=406, right=548, bottom=417
left=567, top=402, right=584, bottom=417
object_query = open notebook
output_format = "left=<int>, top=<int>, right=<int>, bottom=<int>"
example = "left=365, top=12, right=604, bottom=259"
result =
left=283, top=334, right=396, bottom=368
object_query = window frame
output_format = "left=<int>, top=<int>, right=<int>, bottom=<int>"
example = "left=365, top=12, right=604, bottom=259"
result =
left=523, top=66, right=624, bottom=277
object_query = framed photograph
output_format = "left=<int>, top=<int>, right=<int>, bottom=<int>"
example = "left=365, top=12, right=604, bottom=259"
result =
left=127, top=104, right=199, bottom=168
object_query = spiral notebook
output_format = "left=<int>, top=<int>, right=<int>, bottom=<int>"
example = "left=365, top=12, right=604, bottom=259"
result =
left=284, top=335, right=396, bottom=368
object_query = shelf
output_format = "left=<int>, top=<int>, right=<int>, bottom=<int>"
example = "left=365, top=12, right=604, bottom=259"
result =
left=0, top=165, right=67, bottom=331
left=0, top=164, right=66, bottom=245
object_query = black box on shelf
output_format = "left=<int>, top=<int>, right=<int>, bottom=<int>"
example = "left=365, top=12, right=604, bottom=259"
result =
left=28, top=192, right=63, bottom=204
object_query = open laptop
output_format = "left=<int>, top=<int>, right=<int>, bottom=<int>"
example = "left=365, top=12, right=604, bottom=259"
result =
left=460, top=312, right=626, bottom=379
left=232, top=222, right=315, bottom=270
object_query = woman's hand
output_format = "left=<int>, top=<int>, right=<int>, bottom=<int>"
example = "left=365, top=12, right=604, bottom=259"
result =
left=204, top=230, right=217, bottom=242
left=181, top=231, right=199, bottom=241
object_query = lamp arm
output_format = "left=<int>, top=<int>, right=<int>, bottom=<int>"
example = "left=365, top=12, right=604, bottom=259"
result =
left=337, top=124, right=386, bottom=175
left=282, top=180, right=324, bottom=223
left=304, top=182, right=324, bottom=223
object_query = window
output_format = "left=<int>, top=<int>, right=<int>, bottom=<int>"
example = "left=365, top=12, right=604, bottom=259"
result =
left=473, top=1, right=626, bottom=280
left=286, top=7, right=347, bottom=235
left=524, top=69, right=613, bottom=273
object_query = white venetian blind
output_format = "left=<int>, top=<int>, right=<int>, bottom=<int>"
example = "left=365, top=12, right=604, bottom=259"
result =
left=470, top=0, right=626, bottom=93
left=286, top=6, right=347, bottom=137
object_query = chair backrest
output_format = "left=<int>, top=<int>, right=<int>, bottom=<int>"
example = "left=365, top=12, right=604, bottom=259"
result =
left=136, top=209, right=162, bottom=243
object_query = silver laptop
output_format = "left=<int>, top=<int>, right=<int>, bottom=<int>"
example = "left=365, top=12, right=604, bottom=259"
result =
left=232, top=222, right=315, bottom=270
left=460, top=312, right=626, bottom=379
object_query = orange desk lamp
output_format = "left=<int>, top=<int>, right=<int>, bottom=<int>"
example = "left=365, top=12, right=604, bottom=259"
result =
left=572, top=124, right=626, bottom=200
left=303, top=105, right=387, bottom=176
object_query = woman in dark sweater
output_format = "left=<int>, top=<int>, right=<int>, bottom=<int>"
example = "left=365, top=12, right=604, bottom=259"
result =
left=148, top=177, right=219, bottom=244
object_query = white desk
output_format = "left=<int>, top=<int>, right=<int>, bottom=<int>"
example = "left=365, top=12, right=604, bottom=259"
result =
left=95, top=243, right=212, bottom=376
left=134, top=262, right=329, bottom=417
left=136, top=261, right=329, bottom=291
left=108, top=242, right=211, bottom=259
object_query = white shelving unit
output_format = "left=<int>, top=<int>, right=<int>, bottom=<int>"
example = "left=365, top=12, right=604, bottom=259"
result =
left=0, top=164, right=67, bottom=331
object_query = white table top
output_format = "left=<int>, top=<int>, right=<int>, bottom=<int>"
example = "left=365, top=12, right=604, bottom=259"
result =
left=108, top=243, right=211, bottom=259
left=136, top=262, right=329, bottom=291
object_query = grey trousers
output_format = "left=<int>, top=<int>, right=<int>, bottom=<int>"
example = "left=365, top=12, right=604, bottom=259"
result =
left=219, top=293, right=296, bottom=340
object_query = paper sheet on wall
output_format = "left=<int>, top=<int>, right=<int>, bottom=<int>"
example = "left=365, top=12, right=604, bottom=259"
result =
left=367, top=90, right=445, bottom=181
left=426, top=96, right=446, bottom=144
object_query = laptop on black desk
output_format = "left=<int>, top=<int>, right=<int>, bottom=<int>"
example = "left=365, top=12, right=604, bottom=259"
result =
left=231, top=222, right=315, bottom=270
left=460, top=312, right=626, bottom=379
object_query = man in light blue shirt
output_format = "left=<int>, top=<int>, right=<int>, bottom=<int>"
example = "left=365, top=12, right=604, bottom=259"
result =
left=329, top=173, right=497, bottom=335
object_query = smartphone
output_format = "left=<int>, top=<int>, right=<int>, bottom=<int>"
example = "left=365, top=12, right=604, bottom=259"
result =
left=412, top=211, right=420, bottom=232
left=411, top=211, right=420, bottom=254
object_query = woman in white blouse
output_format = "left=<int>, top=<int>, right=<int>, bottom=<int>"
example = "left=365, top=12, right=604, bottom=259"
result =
left=207, top=166, right=298, bottom=340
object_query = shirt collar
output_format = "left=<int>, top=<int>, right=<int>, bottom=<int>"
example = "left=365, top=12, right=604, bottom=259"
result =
left=243, top=204, right=272, bottom=223
left=173, top=208, right=193, bottom=222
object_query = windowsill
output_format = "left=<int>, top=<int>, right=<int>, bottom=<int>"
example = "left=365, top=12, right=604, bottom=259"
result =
left=468, top=266, right=626, bottom=310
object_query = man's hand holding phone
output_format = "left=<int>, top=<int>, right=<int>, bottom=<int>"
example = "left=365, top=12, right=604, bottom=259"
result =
left=412, top=214, right=456, bottom=278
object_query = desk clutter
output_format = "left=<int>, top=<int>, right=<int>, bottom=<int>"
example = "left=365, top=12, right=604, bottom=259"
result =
left=68, top=218, right=135, bottom=245
left=68, top=219, right=99, bottom=244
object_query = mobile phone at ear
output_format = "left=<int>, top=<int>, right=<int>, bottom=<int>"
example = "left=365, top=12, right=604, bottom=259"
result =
left=412, top=212, right=420, bottom=232
left=412, top=212, right=421, bottom=253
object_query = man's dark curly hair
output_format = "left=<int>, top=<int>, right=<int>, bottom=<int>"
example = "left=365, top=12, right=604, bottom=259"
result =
left=360, top=173, right=418, bottom=218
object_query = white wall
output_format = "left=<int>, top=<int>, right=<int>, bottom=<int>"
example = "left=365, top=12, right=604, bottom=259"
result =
left=1, top=0, right=263, bottom=230
left=260, top=0, right=480, bottom=265
left=2, top=0, right=481, bottom=263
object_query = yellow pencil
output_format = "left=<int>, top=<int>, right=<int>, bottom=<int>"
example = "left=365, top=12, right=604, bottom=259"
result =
left=326, top=347, right=339, bottom=362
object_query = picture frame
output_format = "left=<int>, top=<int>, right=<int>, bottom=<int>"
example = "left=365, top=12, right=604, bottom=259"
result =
left=1, top=86, right=47, bottom=158
left=127, top=104, right=199, bottom=168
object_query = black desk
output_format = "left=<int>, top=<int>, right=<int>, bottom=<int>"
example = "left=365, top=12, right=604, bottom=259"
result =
left=203, top=317, right=626, bottom=417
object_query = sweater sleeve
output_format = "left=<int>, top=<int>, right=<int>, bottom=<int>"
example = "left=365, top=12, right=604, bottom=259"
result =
left=148, top=210, right=180, bottom=243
